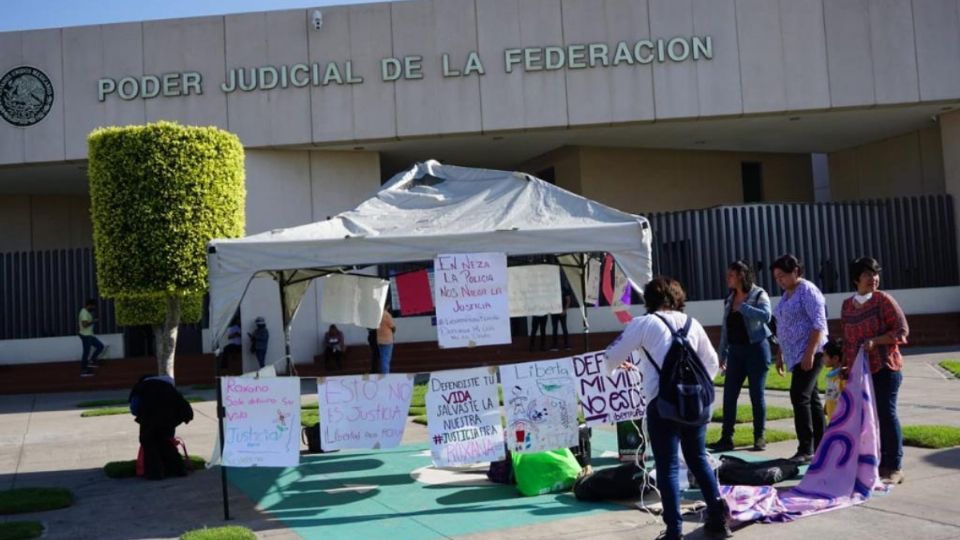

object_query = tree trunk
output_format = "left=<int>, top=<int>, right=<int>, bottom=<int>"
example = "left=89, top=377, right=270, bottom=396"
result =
left=153, top=296, right=182, bottom=378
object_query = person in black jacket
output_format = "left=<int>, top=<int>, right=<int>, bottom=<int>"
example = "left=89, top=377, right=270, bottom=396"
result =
left=129, top=375, right=194, bottom=480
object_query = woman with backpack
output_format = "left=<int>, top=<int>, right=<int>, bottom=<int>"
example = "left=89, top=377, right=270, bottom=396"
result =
left=605, top=277, right=730, bottom=540
left=710, top=261, right=773, bottom=452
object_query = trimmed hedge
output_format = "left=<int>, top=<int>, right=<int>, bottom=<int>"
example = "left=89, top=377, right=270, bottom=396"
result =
left=115, top=293, right=204, bottom=326
left=0, top=521, right=44, bottom=540
left=87, top=122, right=245, bottom=325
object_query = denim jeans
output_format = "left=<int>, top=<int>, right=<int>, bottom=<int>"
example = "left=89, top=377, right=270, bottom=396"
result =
left=872, top=368, right=904, bottom=471
left=647, top=398, right=725, bottom=537
left=790, top=355, right=824, bottom=455
left=79, top=335, right=105, bottom=371
left=378, top=344, right=394, bottom=374
left=721, top=341, right=771, bottom=441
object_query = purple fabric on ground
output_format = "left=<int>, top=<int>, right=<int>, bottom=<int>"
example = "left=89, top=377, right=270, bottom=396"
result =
left=720, top=349, right=888, bottom=524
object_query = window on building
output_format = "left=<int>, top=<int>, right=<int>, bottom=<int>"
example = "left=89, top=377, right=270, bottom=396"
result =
left=536, top=167, right=556, bottom=185
left=741, top=162, right=763, bottom=203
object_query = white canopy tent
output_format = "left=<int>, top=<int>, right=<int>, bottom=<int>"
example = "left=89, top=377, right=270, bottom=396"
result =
left=206, top=160, right=653, bottom=357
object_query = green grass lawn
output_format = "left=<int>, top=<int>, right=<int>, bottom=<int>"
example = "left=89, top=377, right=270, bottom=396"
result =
left=939, top=360, right=960, bottom=378
left=412, top=415, right=427, bottom=426
left=180, top=526, right=256, bottom=540
left=902, top=425, right=960, bottom=449
left=301, top=409, right=319, bottom=428
left=711, top=404, right=794, bottom=424
left=411, top=383, right=427, bottom=408
left=76, top=398, right=128, bottom=408
left=714, top=364, right=827, bottom=392
left=706, top=426, right=796, bottom=448
left=301, top=402, right=319, bottom=410
left=0, top=521, right=44, bottom=540
left=104, top=456, right=206, bottom=478
left=0, top=488, right=73, bottom=515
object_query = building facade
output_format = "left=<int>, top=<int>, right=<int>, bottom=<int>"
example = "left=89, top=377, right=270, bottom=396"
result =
left=2, top=0, right=959, bottom=368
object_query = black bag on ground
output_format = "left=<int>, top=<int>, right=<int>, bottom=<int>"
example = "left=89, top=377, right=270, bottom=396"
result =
left=487, top=447, right=515, bottom=485
left=643, top=313, right=715, bottom=425
left=717, top=455, right=800, bottom=486
left=573, top=463, right=644, bottom=502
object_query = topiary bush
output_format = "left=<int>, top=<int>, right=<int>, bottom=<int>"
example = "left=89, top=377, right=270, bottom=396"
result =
left=88, top=121, right=245, bottom=377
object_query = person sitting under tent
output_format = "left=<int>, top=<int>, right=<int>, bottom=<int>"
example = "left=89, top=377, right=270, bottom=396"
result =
left=129, top=375, right=195, bottom=480
left=324, top=324, right=347, bottom=370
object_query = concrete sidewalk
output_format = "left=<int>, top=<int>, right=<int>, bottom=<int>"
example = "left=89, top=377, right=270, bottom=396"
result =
left=0, top=350, right=957, bottom=540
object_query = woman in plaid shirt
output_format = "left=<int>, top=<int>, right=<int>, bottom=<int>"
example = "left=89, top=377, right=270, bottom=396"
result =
left=841, top=257, right=909, bottom=485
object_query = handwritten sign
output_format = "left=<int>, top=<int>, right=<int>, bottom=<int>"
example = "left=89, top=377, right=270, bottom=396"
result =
left=507, top=265, right=562, bottom=317
left=426, top=367, right=505, bottom=467
left=499, top=359, right=579, bottom=453
left=573, top=350, right=645, bottom=427
left=318, top=374, right=414, bottom=451
left=434, top=252, right=510, bottom=348
left=586, top=258, right=601, bottom=306
left=221, top=377, right=301, bottom=467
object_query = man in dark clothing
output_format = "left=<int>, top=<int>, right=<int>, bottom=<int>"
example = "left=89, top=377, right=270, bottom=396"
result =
left=129, top=375, right=194, bottom=480
left=368, top=328, right=380, bottom=373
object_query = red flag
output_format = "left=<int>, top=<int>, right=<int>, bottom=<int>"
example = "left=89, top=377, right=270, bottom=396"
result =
left=396, top=270, right=434, bottom=315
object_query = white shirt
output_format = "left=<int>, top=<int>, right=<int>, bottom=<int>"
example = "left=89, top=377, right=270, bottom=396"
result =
left=603, top=311, right=720, bottom=405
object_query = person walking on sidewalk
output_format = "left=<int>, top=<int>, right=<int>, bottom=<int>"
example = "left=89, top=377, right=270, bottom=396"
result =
left=711, top=261, right=773, bottom=452
left=772, top=254, right=829, bottom=464
left=78, top=298, right=105, bottom=377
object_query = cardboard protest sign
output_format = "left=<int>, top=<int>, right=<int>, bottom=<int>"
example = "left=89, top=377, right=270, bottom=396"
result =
left=507, top=264, right=562, bottom=317
left=499, top=358, right=579, bottom=453
left=586, top=258, right=601, bottom=306
left=573, top=350, right=645, bottom=426
left=426, top=367, right=505, bottom=467
left=318, top=374, right=414, bottom=451
left=434, top=253, right=510, bottom=348
left=221, top=377, right=300, bottom=467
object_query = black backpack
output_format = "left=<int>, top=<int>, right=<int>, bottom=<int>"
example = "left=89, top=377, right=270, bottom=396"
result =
left=642, top=313, right=715, bottom=425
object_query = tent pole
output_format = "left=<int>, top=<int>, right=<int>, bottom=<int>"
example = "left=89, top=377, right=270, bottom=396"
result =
left=580, top=253, right=590, bottom=353
left=215, top=376, right=231, bottom=520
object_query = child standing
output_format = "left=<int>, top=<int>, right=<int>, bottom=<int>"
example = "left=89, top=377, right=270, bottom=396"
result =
left=822, top=340, right=846, bottom=421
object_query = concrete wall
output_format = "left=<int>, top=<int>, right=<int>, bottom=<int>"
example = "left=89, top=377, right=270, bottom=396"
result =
left=0, top=333, right=123, bottom=365
left=0, top=195, right=93, bottom=253
left=238, top=149, right=381, bottom=372
left=566, top=146, right=813, bottom=214
left=518, top=147, right=583, bottom=194
left=5, top=0, right=960, bottom=165
left=828, top=126, right=945, bottom=201
left=941, top=110, right=960, bottom=276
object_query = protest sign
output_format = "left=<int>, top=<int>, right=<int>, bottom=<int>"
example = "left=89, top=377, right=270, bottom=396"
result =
left=221, top=377, right=300, bottom=467
left=318, top=374, right=414, bottom=451
left=499, top=358, right=579, bottom=453
left=426, top=367, right=505, bottom=467
left=434, top=252, right=510, bottom=348
left=573, top=350, right=645, bottom=427
left=586, top=258, right=601, bottom=306
left=507, top=264, right=562, bottom=317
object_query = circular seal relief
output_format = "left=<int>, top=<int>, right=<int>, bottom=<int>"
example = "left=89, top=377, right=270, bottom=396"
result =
left=0, top=66, right=55, bottom=127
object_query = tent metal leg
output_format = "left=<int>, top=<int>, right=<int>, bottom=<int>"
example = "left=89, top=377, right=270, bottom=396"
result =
left=216, top=377, right=231, bottom=520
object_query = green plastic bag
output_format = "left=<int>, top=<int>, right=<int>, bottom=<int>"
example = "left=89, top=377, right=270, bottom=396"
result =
left=511, top=448, right=582, bottom=497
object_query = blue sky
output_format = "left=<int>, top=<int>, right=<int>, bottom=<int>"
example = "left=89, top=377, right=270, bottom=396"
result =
left=0, top=0, right=387, bottom=32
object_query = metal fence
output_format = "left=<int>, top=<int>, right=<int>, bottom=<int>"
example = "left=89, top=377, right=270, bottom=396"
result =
left=0, top=248, right=117, bottom=340
left=648, top=194, right=959, bottom=302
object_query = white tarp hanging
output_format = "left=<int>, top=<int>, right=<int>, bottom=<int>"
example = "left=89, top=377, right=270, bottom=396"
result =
left=207, top=160, right=653, bottom=347
left=319, top=274, right=390, bottom=329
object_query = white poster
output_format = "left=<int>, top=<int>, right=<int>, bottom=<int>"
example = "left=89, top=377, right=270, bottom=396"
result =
left=320, top=274, right=390, bottom=329
left=434, top=252, right=511, bottom=348
left=426, top=367, right=505, bottom=467
left=572, top=350, right=646, bottom=427
left=586, top=258, right=601, bottom=306
left=318, top=374, right=414, bottom=451
left=499, top=358, right=579, bottom=453
left=221, top=377, right=301, bottom=467
left=507, top=265, right=562, bottom=317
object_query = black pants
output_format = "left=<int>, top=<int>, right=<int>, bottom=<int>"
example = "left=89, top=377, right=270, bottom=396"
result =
left=529, top=316, right=548, bottom=351
left=790, top=354, right=825, bottom=455
left=140, top=423, right=186, bottom=480
left=550, top=313, right=569, bottom=349
left=368, top=330, right=380, bottom=373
